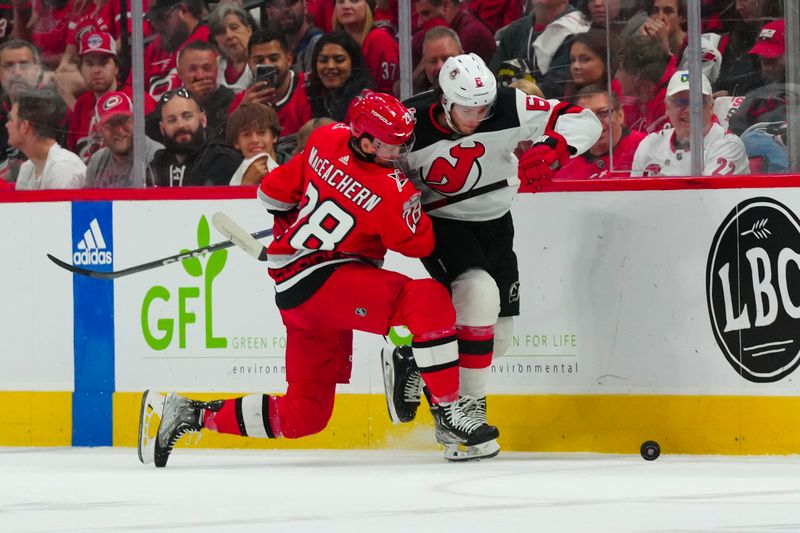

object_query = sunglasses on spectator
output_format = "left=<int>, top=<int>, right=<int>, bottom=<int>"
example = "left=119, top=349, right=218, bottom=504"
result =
left=159, top=87, right=191, bottom=105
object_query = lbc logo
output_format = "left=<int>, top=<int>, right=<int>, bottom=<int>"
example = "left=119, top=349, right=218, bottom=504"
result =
left=707, top=197, right=800, bottom=382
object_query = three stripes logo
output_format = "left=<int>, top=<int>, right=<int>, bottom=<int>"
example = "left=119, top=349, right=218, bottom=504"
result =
left=73, top=218, right=113, bottom=266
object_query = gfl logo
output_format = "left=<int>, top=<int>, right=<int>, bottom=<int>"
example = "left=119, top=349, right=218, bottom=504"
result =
left=707, top=197, right=800, bottom=382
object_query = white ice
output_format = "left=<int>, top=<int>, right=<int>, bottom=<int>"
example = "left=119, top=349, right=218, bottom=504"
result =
left=2, top=447, right=800, bottom=532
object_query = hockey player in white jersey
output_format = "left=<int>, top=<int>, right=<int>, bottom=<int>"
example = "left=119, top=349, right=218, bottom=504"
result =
left=631, top=70, right=750, bottom=177
left=382, top=53, right=601, bottom=460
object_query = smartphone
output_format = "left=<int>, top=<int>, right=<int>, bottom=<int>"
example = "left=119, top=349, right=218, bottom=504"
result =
left=254, top=64, right=278, bottom=87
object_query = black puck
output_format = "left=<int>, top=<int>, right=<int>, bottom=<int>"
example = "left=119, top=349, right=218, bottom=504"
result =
left=640, top=440, right=660, bottom=461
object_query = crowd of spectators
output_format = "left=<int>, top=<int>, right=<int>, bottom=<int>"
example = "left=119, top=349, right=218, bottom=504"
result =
left=0, top=0, right=792, bottom=190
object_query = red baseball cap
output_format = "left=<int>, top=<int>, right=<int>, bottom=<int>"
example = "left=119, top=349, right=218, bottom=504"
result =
left=79, top=31, right=117, bottom=57
left=96, top=91, right=132, bottom=126
left=749, top=20, right=785, bottom=58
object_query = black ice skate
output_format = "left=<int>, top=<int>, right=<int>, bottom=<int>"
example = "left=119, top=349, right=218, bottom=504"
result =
left=381, top=345, right=422, bottom=424
left=138, top=390, right=221, bottom=467
left=430, top=397, right=500, bottom=462
left=461, top=396, right=487, bottom=425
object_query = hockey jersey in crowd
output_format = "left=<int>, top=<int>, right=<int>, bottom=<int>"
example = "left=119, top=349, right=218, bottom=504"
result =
left=631, top=123, right=750, bottom=177
left=142, top=23, right=211, bottom=99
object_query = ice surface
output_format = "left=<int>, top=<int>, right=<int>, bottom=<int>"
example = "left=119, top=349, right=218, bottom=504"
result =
left=2, top=447, right=800, bottom=532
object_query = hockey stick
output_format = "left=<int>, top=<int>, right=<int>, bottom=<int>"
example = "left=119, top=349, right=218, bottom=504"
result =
left=46, top=227, right=274, bottom=280
left=211, top=212, right=269, bottom=261
left=422, top=176, right=520, bottom=211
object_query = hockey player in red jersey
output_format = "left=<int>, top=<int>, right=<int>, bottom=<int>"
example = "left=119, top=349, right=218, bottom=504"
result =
left=382, top=53, right=602, bottom=459
left=138, top=92, right=499, bottom=467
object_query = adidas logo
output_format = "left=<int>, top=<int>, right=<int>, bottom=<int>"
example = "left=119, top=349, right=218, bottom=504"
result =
left=339, top=155, right=350, bottom=165
left=73, top=218, right=113, bottom=266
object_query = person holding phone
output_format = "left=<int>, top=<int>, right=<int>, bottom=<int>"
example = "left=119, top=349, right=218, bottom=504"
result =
left=229, top=29, right=311, bottom=138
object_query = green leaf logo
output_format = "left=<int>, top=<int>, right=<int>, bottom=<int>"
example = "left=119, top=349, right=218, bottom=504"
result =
left=179, top=215, right=228, bottom=276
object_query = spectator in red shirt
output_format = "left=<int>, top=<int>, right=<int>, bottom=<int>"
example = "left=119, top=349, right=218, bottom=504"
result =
left=333, top=0, right=398, bottom=94
left=551, top=86, right=645, bottom=181
left=411, top=0, right=447, bottom=68
left=440, top=0, right=495, bottom=65
left=67, top=31, right=121, bottom=163
left=462, top=0, right=521, bottom=36
left=614, top=33, right=673, bottom=133
left=26, top=0, right=70, bottom=69
left=142, top=0, right=211, bottom=99
left=229, top=29, right=312, bottom=140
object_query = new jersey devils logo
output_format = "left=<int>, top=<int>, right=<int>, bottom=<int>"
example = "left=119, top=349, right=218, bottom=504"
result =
left=423, top=142, right=485, bottom=194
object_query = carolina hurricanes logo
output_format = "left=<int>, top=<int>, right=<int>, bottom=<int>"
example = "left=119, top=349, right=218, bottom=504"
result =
left=424, top=142, right=485, bottom=194
left=103, top=95, right=123, bottom=110
left=643, top=163, right=662, bottom=176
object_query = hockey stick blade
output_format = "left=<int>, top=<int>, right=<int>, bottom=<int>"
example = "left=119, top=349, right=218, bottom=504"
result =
left=211, top=212, right=269, bottom=261
left=46, top=227, right=274, bottom=279
left=423, top=177, right=520, bottom=211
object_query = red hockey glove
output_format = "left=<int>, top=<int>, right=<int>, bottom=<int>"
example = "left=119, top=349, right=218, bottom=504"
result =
left=518, top=131, right=573, bottom=189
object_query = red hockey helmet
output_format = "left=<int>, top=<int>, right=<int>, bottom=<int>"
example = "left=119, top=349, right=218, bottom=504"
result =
left=349, top=92, right=415, bottom=146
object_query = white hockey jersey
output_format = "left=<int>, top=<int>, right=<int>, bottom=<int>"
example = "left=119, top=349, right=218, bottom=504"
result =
left=404, top=87, right=601, bottom=221
left=631, top=122, right=750, bottom=177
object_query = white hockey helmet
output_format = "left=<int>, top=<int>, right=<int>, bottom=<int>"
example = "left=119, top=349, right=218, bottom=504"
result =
left=438, top=53, right=497, bottom=131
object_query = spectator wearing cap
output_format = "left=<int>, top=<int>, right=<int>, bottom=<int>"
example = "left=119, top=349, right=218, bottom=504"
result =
left=265, top=0, right=322, bottom=74
left=729, top=19, right=789, bottom=138
left=10, top=91, right=86, bottom=190
left=151, top=88, right=242, bottom=186
left=333, top=0, right=399, bottom=95
left=727, top=20, right=790, bottom=175
left=490, top=0, right=588, bottom=98
left=631, top=70, right=749, bottom=177
left=86, top=92, right=164, bottom=188
left=67, top=32, right=123, bottom=163
left=715, top=0, right=783, bottom=96
left=143, top=0, right=211, bottom=99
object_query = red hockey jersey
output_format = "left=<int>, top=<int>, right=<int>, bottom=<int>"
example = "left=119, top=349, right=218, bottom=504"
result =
left=258, top=123, right=433, bottom=308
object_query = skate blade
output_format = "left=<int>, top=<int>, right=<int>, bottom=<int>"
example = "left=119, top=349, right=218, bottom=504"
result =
left=138, top=390, right=165, bottom=465
left=443, top=439, right=501, bottom=462
left=381, top=347, right=403, bottom=425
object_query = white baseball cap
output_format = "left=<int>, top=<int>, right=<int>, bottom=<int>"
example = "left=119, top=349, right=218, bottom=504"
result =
left=666, top=70, right=712, bottom=97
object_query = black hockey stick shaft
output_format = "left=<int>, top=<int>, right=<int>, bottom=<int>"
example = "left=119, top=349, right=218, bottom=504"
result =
left=47, top=227, right=274, bottom=280
left=422, top=177, right=520, bottom=211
